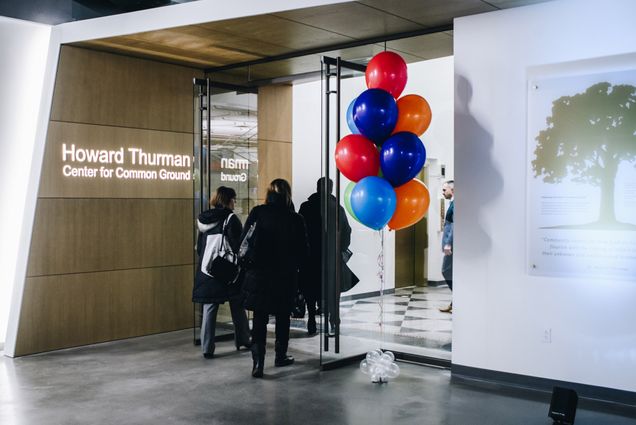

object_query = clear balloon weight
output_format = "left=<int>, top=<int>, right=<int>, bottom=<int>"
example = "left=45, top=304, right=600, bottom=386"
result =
left=359, top=350, right=400, bottom=383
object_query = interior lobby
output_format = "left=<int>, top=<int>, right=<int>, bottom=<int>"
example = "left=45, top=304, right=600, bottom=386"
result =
left=1, top=0, right=635, bottom=424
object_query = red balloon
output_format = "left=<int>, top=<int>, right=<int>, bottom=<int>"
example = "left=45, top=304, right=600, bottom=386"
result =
left=335, top=134, right=380, bottom=182
left=365, top=51, right=408, bottom=99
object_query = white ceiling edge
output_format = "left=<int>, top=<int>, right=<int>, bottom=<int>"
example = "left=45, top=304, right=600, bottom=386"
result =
left=54, top=0, right=353, bottom=44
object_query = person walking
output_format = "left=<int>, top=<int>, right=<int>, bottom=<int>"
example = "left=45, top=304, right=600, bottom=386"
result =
left=240, top=179, right=309, bottom=378
left=439, top=180, right=454, bottom=313
left=298, top=177, right=352, bottom=336
left=193, top=186, right=251, bottom=358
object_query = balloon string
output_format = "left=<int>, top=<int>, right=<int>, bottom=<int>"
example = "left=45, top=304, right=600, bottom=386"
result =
left=377, top=229, right=385, bottom=341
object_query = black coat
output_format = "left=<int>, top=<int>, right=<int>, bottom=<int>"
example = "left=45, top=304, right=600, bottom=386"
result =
left=240, top=196, right=309, bottom=314
left=192, top=207, right=243, bottom=304
left=298, top=192, right=352, bottom=301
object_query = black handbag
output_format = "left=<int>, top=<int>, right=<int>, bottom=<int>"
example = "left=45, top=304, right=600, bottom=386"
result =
left=206, top=214, right=239, bottom=285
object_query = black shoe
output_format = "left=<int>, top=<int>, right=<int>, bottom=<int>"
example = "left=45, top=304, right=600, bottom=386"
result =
left=252, top=366, right=264, bottom=378
left=251, top=344, right=265, bottom=378
left=274, top=355, right=295, bottom=367
left=236, top=342, right=253, bottom=351
left=203, top=352, right=214, bottom=359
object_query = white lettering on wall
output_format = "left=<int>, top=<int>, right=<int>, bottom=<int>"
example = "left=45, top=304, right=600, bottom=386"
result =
left=219, top=157, right=250, bottom=181
left=220, top=171, right=248, bottom=182
left=128, top=148, right=191, bottom=168
left=221, top=157, right=249, bottom=170
left=60, top=143, right=192, bottom=182
left=62, top=143, right=124, bottom=164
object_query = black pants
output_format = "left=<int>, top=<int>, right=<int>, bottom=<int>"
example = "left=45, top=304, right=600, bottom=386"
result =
left=306, top=296, right=317, bottom=322
left=251, top=310, right=290, bottom=354
left=306, top=294, right=340, bottom=330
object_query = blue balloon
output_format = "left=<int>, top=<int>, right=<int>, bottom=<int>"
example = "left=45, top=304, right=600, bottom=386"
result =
left=353, top=89, right=398, bottom=145
left=346, top=98, right=360, bottom=135
left=350, top=176, right=397, bottom=230
left=380, top=132, right=427, bottom=187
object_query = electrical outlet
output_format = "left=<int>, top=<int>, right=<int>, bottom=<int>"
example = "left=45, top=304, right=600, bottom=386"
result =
left=543, top=328, right=552, bottom=344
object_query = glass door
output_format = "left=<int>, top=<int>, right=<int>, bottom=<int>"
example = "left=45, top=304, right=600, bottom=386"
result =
left=192, top=78, right=258, bottom=345
left=319, top=56, right=385, bottom=368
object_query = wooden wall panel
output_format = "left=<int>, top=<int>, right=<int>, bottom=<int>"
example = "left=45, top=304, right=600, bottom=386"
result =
left=257, top=140, right=292, bottom=199
left=27, top=199, right=193, bottom=277
left=40, top=122, right=192, bottom=199
left=257, top=85, right=293, bottom=199
left=258, top=85, right=292, bottom=143
left=16, top=46, right=202, bottom=355
left=50, top=46, right=195, bottom=133
left=14, top=265, right=192, bottom=356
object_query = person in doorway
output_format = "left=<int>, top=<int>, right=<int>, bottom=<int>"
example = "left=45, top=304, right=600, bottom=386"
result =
left=240, top=179, right=309, bottom=378
left=193, top=186, right=251, bottom=358
left=439, top=180, right=454, bottom=313
left=298, top=177, right=352, bottom=336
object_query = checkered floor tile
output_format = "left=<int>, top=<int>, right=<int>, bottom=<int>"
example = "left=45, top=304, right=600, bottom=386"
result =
left=286, top=285, right=452, bottom=352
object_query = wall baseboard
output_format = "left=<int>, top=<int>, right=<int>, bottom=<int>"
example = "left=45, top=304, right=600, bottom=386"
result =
left=340, top=282, right=449, bottom=301
left=340, top=288, right=396, bottom=302
left=452, top=364, right=636, bottom=411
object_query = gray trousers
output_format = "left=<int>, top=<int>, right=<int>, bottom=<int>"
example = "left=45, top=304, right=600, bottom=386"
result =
left=201, top=299, right=251, bottom=355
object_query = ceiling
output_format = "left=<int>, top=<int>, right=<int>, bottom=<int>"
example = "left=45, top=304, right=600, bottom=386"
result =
left=73, top=0, right=551, bottom=84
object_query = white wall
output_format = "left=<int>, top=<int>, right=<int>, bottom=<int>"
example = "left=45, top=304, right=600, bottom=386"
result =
left=292, top=56, right=454, bottom=295
left=453, top=0, right=636, bottom=392
left=0, top=18, right=51, bottom=347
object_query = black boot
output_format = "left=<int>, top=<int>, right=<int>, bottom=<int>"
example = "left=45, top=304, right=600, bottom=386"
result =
left=251, top=344, right=265, bottom=378
left=274, top=341, right=295, bottom=367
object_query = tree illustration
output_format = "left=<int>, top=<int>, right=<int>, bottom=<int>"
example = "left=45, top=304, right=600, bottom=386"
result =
left=532, top=82, right=636, bottom=227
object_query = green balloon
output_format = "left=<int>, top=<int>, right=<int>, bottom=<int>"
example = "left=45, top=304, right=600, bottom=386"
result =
left=344, top=181, right=361, bottom=223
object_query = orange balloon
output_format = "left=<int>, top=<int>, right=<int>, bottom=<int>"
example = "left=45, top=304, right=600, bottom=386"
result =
left=388, top=179, right=430, bottom=230
left=392, top=94, right=432, bottom=137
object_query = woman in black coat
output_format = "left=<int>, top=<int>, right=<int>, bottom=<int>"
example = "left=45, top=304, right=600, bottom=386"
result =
left=193, top=186, right=251, bottom=359
left=240, top=179, right=309, bottom=378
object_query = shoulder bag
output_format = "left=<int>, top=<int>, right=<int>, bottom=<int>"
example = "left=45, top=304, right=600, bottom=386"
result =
left=206, top=214, right=239, bottom=285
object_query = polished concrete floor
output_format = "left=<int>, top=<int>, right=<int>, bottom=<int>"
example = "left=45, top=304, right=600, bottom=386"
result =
left=1, top=330, right=634, bottom=425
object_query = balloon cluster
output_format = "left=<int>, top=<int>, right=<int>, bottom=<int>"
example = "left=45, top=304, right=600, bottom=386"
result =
left=336, top=52, right=432, bottom=231
left=360, top=349, right=400, bottom=383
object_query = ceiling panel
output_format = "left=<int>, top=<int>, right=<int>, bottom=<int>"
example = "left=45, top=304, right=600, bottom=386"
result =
left=212, top=38, right=446, bottom=87
left=197, top=14, right=354, bottom=51
left=73, top=39, right=236, bottom=68
left=359, top=0, right=496, bottom=28
left=386, top=32, right=453, bottom=60
left=75, top=33, right=262, bottom=68
left=74, top=0, right=554, bottom=82
left=137, top=25, right=288, bottom=57
left=274, top=2, right=424, bottom=39
left=486, top=0, right=551, bottom=7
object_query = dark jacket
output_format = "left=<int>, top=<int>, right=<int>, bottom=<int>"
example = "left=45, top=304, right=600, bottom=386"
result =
left=240, top=194, right=309, bottom=314
left=192, top=207, right=243, bottom=304
left=442, top=200, right=454, bottom=249
left=298, top=191, right=353, bottom=301
left=441, top=200, right=453, bottom=280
